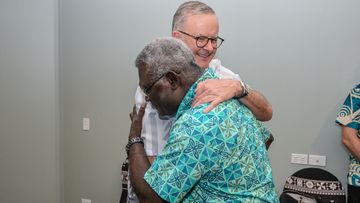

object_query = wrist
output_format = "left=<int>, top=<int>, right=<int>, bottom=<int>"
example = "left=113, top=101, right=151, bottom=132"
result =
left=126, top=137, right=144, bottom=155
left=235, top=81, right=249, bottom=99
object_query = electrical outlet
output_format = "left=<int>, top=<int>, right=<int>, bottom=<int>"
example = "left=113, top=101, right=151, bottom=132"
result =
left=291, top=153, right=308, bottom=165
left=83, top=118, right=90, bottom=131
left=308, top=154, right=326, bottom=166
left=81, top=198, right=91, bottom=203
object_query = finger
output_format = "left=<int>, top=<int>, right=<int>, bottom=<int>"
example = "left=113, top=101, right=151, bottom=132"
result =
left=203, top=99, right=221, bottom=114
left=193, top=88, right=211, bottom=106
left=141, top=100, right=147, bottom=108
left=138, top=102, right=147, bottom=118
left=194, top=81, right=205, bottom=95
left=192, top=95, right=203, bottom=107
left=192, top=95, right=214, bottom=107
left=132, top=105, right=137, bottom=115
left=191, top=97, right=198, bottom=107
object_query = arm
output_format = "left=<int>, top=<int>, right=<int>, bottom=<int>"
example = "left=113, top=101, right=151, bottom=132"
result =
left=128, top=104, right=167, bottom=203
left=239, top=87, right=273, bottom=121
left=192, top=79, right=273, bottom=121
left=341, top=125, right=360, bottom=161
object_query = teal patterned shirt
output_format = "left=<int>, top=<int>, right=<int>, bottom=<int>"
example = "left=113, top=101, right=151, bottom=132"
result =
left=144, top=69, right=279, bottom=203
left=336, top=83, right=360, bottom=186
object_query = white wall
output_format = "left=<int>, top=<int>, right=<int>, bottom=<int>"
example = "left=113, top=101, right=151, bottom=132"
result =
left=62, top=1, right=360, bottom=201
left=0, top=0, right=61, bottom=203
left=1, top=0, right=359, bottom=202
left=216, top=0, right=360, bottom=194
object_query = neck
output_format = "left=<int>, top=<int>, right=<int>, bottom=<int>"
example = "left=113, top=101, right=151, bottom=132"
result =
left=182, top=68, right=204, bottom=92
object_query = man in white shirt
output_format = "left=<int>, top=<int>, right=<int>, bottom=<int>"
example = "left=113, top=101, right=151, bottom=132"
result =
left=124, top=1, right=274, bottom=202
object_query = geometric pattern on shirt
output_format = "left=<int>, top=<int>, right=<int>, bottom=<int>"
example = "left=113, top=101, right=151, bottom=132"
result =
left=336, top=84, right=360, bottom=128
left=336, top=83, right=360, bottom=187
left=135, top=60, right=272, bottom=156
left=144, top=69, right=279, bottom=203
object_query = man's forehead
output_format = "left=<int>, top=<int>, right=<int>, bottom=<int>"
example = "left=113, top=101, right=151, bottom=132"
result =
left=138, top=66, right=150, bottom=83
left=138, top=65, right=155, bottom=84
left=183, top=13, right=218, bottom=24
left=183, top=14, right=219, bottom=34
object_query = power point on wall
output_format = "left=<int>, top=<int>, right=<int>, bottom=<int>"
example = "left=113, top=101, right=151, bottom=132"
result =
left=81, top=198, right=91, bottom=203
left=308, top=154, right=326, bottom=166
left=290, top=153, right=308, bottom=165
left=83, top=118, right=90, bottom=131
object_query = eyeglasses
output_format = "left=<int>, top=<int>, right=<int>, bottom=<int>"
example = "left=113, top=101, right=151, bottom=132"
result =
left=178, top=30, right=224, bottom=49
left=142, top=72, right=167, bottom=96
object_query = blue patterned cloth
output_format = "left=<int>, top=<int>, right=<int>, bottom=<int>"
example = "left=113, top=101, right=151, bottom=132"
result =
left=144, top=69, right=279, bottom=203
left=336, top=83, right=360, bottom=187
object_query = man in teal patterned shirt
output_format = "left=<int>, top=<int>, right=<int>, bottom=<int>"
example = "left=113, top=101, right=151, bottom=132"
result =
left=336, top=83, right=360, bottom=203
left=128, top=37, right=278, bottom=203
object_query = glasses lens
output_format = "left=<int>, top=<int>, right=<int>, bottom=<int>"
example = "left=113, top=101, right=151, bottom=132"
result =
left=143, top=73, right=167, bottom=96
left=215, top=38, right=223, bottom=48
left=196, top=36, right=223, bottom=48
left=143, top=86, right=150, bottom=96
left=196, top=36, right=209, bottom=48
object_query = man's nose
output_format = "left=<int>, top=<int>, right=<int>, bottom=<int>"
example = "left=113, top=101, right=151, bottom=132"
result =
left=203, top=40, right=215, bottom=51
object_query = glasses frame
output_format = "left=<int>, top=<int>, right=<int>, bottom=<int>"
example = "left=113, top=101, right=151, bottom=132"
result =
left=177, top=30, right=224, bottom=49
left=142, top=72, right=167, bottom=96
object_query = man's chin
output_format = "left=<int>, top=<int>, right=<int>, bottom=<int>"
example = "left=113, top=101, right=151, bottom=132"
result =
left=196, top=57, right=212, bottom=68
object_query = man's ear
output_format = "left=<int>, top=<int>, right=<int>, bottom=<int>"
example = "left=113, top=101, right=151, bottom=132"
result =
left=165, top=71, right=180, bottom=90
left=172, top=30, right=180, bottom=38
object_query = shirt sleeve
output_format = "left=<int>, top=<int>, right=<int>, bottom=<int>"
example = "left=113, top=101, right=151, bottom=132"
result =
left=255, top=120, right=271, bottom=142
left=209, top=59, right=242, bottom=81
left=143, top=108, right=221, bottom=203
left=336, top=85, right=360, bottom=131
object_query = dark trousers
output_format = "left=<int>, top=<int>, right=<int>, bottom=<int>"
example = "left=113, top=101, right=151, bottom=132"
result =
left=348, top=184, right=360, bottom=203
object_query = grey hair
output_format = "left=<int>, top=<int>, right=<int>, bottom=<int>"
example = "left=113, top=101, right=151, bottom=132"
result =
left=135, top=37, right=203, bottom=81
left=172, top=1, right=215, bottom=31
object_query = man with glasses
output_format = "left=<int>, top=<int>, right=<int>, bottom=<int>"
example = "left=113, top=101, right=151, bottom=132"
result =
left=171, top=1, right=272, bottom=119
left=128, top=37, right=279, bottom=203
left=122, top=1, right=274, bottom=203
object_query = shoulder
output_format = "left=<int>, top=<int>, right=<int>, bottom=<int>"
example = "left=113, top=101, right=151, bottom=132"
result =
left=352, top=84, right=360, bottom=93
left=209, top=59, right=222, bottom=69
left=209, top=59, right=241, bottom=80
left=349, top=84, right=360, bottom=106
left=174, top=105, right=209, bottom=127
left=172, top=104, right=220, bottom=135
left=175, top=100, right=240, bottom=129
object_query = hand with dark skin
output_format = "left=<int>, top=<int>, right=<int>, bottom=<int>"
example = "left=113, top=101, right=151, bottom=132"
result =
left=128, top=103, right=168, bottom=203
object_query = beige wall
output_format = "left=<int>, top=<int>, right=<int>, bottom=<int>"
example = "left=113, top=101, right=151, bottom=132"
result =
left=0, top=0, right=61, bottom=202
left=1, top=0, right=360, bottom=203
left=61, top=1, right=360, bottom=201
